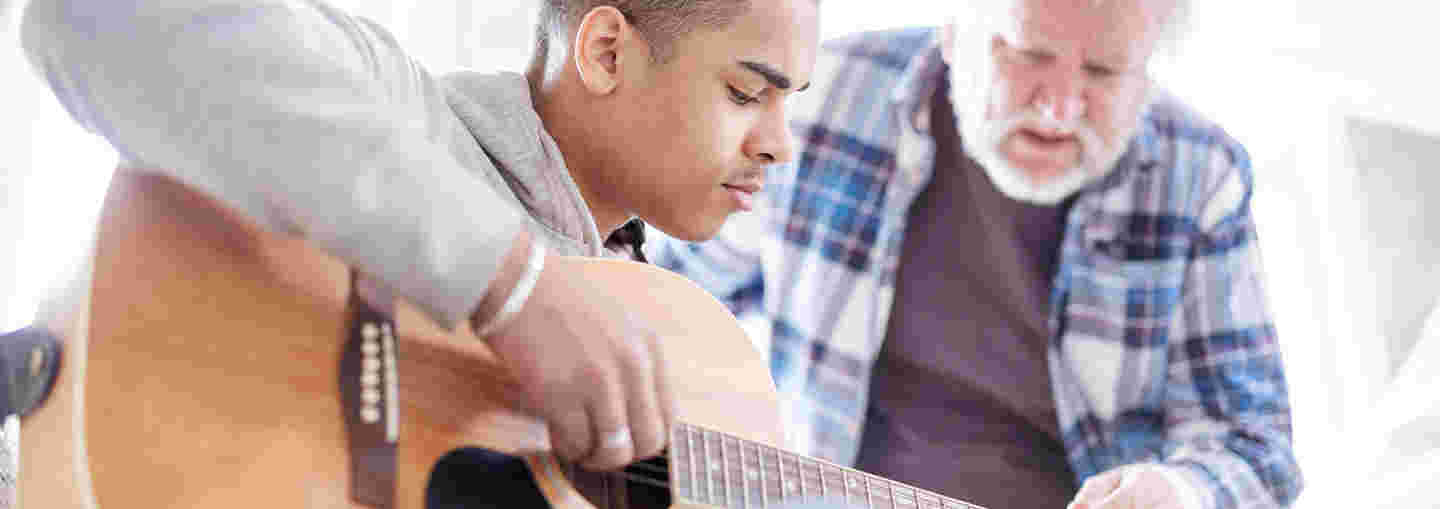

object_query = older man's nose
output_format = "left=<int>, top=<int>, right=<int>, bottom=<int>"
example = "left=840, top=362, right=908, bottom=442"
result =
left=1035, top=73, right=1087, bottom=124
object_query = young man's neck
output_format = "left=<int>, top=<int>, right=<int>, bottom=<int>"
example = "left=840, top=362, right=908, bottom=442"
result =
left=527, top=70, right=632, bottom=237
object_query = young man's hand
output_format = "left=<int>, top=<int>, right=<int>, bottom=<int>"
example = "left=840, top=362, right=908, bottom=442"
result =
left=475, top=232, right=673, bottom=471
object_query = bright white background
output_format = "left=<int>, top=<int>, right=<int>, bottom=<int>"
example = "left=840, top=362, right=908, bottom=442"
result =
left=3, top=1, right=1439, bottom=507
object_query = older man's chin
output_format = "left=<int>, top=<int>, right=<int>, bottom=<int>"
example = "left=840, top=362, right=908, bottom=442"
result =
left=975, top=152, right=1099, bottom=206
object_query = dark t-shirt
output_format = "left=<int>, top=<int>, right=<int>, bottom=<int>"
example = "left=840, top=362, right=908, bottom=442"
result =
left=853, top=73, right=1078, bottom=508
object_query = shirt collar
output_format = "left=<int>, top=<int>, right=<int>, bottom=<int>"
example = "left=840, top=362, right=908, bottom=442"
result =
left=889, top=29, right=948, bottom=134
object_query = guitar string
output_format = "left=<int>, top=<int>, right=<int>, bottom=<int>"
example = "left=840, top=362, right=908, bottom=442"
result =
left=606, top=466, right=961, bottom=508
left=600, top=428, right=979, bottom=509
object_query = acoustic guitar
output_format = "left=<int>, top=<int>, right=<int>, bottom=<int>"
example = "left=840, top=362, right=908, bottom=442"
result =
left=19, top=171, right=986, bottom=509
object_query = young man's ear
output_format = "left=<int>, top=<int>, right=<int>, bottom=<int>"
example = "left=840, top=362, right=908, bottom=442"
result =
left=572, top=6, right=645, bottom=96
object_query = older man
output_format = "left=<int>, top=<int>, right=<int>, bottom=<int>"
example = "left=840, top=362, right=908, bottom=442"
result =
left=656, top=0, right=1302, bottom=508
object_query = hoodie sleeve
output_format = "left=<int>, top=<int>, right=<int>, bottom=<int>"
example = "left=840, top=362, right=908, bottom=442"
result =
left=21, top=0, right=527, bottom=330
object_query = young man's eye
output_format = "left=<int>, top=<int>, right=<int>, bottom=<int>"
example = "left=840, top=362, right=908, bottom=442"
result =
left=727, top=85, right=759, bottom=106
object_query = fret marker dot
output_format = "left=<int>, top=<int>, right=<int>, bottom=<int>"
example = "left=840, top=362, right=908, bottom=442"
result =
left=746, top=470, right=758, bottom=480
left=710, top=461, right=721, bottom=471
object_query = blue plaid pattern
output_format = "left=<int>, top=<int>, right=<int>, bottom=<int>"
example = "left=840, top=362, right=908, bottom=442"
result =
left=656, top=28, right=1301, bottom=509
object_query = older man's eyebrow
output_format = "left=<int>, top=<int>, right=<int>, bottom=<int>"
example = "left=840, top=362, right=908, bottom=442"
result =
left=738, top=60, right=811, bottom=92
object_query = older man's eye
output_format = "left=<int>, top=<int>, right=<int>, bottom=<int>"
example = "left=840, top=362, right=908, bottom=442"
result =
left=1019, top=49, right=1054, bottom=65
left=727, top=85, right=759, bottom=106
left=1085, top=64, right=1117, bottom=78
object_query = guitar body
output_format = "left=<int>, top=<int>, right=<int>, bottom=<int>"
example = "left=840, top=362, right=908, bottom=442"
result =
left=21, top=171, right=785, bottom=508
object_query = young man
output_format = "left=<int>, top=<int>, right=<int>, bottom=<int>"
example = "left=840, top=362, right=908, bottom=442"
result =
left=656, top=0, right=1303, bottom=508
left=21, top=0, right=816, bottom=474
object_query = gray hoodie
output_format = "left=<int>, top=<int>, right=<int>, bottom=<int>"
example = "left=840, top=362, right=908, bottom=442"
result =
left=21, top=0, right=615, bottom=330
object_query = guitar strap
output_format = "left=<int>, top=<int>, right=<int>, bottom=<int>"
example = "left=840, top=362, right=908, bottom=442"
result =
left=342, top=271, right=401, bottom=508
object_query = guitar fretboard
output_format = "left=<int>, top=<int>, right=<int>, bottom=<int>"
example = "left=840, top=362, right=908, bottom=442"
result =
left=668, top=422, right=987, bottom=509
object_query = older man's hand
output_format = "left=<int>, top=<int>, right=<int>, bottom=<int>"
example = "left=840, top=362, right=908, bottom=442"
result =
left=1067, top=465, right=1197, bottom=509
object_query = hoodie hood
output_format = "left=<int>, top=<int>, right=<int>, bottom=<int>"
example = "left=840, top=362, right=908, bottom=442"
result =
left=441, top=70, right=609, bottom=258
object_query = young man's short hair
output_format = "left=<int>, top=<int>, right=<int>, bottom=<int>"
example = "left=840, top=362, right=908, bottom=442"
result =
left=532, top=0, right=753, bottom=65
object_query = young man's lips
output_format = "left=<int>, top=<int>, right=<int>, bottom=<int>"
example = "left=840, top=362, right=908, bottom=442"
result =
left=724, top=182, right=763, bottom=193
left=724, top=184, right=759, bottom=211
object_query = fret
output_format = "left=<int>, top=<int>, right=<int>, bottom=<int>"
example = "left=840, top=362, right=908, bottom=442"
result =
left=816, top=460, right=829, bottom=499
left=864, top=473, right=893, bottom=507
left=864, top=473, right=874, bottom=508
left=701, top=429, right=714, bottom=505
left=765, top=444, right=783, bottom=502
left=897, top=485, right=918, bottom=507
left=691, top=423, right=702, bottom=504
left=728, top=434, right=744, bottom=509
left=720, top=433, right=731, bottom=508
left=671, top=425, right=689, bottom=501
left=743, top=435, right=754, bottom=507
left=774, top=446, right=786, bottom=503
left=793, top=452, right=807, bottom=501
left=670, top=426, right=684, bottom=500
left=887, top=478, right=897, bottom=509
left=786, top=450, right=803, bottom=501
left=848, top=467, right=863, bottom=504
left=921, top=492, right=944, bottom=509
left=757, top=441, right=768, bottom=507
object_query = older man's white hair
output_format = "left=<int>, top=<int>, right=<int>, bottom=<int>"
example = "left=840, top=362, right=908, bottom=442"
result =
left=954, top=0, right=1193, bottom=61
left=941, top=0, right=1193, bottom=205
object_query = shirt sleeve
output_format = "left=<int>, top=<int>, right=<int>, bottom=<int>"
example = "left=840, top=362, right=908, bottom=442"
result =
left=1161, top=143, right=1304, bottom=509
left=20, top=0, right=527, bottom=330
left=652, top=207, right=768, bottom=325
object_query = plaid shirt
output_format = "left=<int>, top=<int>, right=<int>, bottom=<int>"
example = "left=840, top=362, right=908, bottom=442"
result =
left=655, top=28, right=1301, bottom=509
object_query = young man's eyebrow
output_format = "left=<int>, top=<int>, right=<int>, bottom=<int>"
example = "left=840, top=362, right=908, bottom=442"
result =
left=738, top=60, right=810, bottom=92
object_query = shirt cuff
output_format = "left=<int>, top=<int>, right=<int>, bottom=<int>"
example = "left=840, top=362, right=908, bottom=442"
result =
left=1148, top=464, right=1206, bottom=509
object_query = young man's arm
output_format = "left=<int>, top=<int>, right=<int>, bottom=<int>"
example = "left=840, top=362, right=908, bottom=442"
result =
left=21, top=0, right=522, bottom=330
left=21, top=0, right=671, bottom=471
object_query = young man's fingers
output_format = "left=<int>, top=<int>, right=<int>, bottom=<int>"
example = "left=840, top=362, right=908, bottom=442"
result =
left=622, top=331, right=666, bottom=460
left=547, top=406, right=594, bottom=464
left=580, top=374, right=634, bottom=470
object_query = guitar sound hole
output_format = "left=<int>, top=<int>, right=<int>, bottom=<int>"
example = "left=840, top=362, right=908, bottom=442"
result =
left=423, top=448, right=674, bottom=508
left=570, top=455, right=673, bottom=508
left=622, top=455, right=671, bottom=507
left=425, top=448, right=550, bottom=508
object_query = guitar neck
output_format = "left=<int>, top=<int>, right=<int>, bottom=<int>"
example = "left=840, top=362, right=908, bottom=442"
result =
left=668, top=422, right=987, bottom=509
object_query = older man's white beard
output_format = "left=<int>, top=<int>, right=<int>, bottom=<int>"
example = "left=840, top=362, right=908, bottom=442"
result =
left=954, top=95, right=1128, bottom=206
